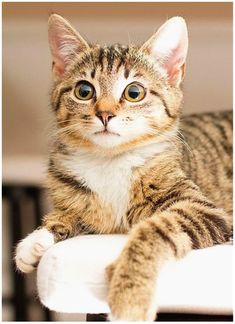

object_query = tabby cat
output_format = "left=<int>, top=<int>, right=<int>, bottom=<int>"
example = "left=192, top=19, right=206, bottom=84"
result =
left=15, top=14, right=232, bottom=321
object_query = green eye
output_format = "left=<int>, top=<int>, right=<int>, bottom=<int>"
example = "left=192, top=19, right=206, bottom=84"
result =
left=124, top=83, right=146, bottom=102
left=74, top=81, right=95, bottom=100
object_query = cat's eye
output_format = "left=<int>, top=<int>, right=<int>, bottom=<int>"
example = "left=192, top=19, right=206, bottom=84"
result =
left=74, top=81, right=95, bottom=100
left=123, top=83, right=146, bottom=102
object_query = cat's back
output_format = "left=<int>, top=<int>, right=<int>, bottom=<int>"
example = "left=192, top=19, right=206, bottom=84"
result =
left=179, top=110, right=232, bottom=215
left=181, top=110, right=232, bottom=145
left=180, top=110, right=232, bottom=164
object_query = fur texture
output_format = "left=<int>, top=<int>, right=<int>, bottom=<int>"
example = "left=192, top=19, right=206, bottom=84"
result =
left=15, top=15, right=232, bottom=321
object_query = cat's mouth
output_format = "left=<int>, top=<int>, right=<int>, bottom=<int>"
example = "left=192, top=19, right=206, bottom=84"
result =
left=94, top=129, right=120, bottom=137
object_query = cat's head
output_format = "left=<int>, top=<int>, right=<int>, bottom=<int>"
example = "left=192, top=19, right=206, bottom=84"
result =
left=48, top=14, right=188, bottom=155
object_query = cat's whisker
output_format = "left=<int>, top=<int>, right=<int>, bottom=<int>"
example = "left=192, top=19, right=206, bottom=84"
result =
left=175, top=130, right=193, bottom=156
left=56, top=118, right=94, bottom=126
left=55, top=125, right=79, bottom=136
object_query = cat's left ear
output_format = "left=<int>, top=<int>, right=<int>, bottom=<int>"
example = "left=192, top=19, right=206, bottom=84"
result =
left=141, top=17, right=188, bottom=86
left=48, top=14, right=90, bottom=77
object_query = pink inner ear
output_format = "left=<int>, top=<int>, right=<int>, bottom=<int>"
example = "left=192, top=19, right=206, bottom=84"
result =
left=163, top=44, right=186, bottom=84
left=48, top=20, right=82, bottom=77
left=49, top=23, right=89, bottom=77
left=167, top=65, right=185, bottom=85
left=49, top=26, right=67, bottom=75
left=53, top=59, right=65, bottom=75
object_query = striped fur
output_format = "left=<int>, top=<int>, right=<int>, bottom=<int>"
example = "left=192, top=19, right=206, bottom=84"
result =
left=15, top=15, right=232, bottom=321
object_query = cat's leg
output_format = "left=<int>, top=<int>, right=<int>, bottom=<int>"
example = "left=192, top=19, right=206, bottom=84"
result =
left=107, top=186, right=231, bottom=321
left=15, top=210, right=79, bottom=273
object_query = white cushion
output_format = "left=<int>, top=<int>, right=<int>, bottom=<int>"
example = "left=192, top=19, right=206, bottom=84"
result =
left=37, top=235, right=232, bottom=315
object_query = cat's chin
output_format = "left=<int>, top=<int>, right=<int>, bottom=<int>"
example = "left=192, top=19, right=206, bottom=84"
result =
left=90, top=132, right=124, bottom=148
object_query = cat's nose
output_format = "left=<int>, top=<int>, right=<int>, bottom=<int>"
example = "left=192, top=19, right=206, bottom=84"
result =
left=95, top=111, right=116, bottom=127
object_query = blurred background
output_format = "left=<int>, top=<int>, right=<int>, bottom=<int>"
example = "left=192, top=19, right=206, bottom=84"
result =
left=2, top=2, right=232, bottom=321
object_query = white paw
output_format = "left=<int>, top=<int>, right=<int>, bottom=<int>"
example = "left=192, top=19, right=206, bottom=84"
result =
left=15, top=228, right=54, bottom=273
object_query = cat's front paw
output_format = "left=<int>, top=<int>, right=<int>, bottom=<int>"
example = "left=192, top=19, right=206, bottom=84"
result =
left=106, top=258, right=157, bottom=321
left=15, top=228, right=54, bottom=273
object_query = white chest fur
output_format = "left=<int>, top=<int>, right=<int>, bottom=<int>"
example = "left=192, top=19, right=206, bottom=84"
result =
left=62, top=142, right=170, bottom=226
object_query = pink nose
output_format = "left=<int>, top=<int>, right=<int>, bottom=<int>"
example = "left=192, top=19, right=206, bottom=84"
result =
left=95, top=111, right=116, bottom=126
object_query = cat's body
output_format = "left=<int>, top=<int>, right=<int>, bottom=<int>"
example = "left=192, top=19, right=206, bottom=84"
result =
left=181, top=111, right=232, bottom=215
left=15, top=15, right=232, bottom=321
left=45, top=110, right=232, bottom=239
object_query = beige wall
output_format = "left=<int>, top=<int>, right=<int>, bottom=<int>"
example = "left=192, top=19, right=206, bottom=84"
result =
left=3, top=2, right=233, bottom=159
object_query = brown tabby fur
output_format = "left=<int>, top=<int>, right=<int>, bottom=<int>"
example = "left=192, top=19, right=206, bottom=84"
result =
left=39, top=16, right=232, bottom=320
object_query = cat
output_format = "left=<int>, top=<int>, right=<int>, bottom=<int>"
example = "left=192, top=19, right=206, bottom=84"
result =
left=15, top=14, right=232, bottom=321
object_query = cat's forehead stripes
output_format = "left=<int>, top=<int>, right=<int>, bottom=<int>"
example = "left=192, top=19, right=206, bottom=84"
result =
left=65, top=44, right=133, bottom=81
left=96, top=45, right=131, bottom=75
left=133, top=72, right=143, bottom=78
left=124, top=68, right=130, bottom=79
left=107, top=45, right=116, bottom=72
left=90, top=69, right=96, bottom=79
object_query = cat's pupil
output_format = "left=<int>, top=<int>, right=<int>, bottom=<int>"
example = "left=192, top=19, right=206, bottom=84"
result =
left=128, top=86, right=140, bottom=99
left=79, top=84, right=91, bottom=97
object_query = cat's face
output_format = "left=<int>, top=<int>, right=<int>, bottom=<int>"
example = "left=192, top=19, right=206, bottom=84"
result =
left=49, top=15, right=188, bottom=154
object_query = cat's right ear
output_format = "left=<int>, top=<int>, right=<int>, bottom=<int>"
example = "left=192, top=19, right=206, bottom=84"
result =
left=48, top=14, right=89, bottom=77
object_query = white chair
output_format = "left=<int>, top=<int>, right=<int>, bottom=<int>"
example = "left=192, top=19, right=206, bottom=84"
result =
left=37, top=235, right=233, bottom=321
